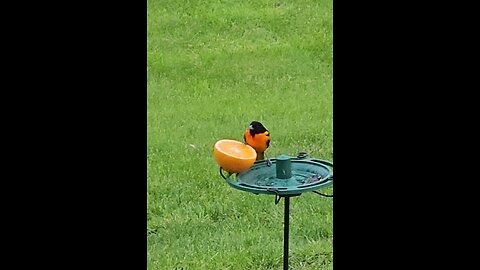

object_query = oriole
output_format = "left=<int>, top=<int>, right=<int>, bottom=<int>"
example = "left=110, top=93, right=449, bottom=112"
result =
left=243, top=121, right=270, bottom=160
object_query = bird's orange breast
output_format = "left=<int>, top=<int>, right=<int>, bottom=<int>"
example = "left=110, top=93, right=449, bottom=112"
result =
left=244, top=130, right=270, bottom=153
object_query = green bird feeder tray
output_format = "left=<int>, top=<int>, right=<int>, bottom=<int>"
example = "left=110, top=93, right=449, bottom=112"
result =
left=219, top=153, right=333, bottom=270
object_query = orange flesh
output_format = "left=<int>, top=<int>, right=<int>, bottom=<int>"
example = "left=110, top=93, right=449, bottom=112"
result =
left=215, top=140, right=256, bottom=159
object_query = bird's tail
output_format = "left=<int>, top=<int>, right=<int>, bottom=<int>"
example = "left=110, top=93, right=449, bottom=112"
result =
left=256, top=152, right=265, bottom=160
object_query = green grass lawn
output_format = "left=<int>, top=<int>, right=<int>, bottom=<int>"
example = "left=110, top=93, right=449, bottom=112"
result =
left=147, top=0, right=333, bottom=269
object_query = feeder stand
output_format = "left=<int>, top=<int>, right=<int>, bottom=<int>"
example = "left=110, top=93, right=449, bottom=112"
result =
left=220, top=154, right=333, bottom=270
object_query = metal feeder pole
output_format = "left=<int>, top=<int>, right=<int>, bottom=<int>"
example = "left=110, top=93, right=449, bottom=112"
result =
left=275, top=155, right=293, bottom=270
left=283, top=196, right=290, bottom=270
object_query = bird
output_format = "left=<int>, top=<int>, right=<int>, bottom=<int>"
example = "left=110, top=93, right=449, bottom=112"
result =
left=243, top=121, right=270, bottom=161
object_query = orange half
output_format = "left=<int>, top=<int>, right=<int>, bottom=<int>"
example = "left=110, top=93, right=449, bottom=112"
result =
left=213, top=139, right=257, bottom=173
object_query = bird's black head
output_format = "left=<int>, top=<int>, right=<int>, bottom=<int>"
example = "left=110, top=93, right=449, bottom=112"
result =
left=249, top=121, right=268, bottom=136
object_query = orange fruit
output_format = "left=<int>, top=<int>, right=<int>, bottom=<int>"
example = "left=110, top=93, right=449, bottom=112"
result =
left=213, top=139, right=257, bottom=173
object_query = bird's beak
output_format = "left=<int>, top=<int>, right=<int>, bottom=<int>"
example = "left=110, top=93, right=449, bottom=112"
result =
left=248, top=125, right=253, bottom=130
